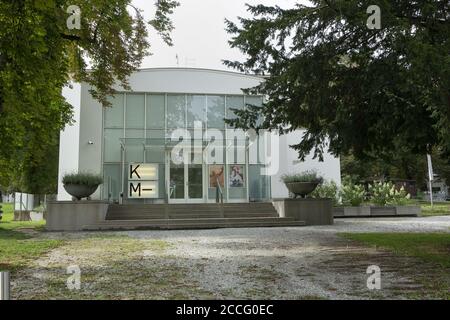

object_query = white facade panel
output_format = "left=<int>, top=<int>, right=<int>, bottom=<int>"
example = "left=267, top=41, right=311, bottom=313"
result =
left=58, top=83, right=81, bottom=200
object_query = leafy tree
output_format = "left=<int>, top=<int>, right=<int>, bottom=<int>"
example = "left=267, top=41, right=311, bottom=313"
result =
left=341, top=146, right=450, bottom=190
left=0, top=0, right=178, bottom=193
left=224, top=1, right=450, bottom=162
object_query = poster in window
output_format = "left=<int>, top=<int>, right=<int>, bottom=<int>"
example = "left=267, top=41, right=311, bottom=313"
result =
left=229, top=165, right=245, bottom=188
left=209, top=165, right=224, bottom=188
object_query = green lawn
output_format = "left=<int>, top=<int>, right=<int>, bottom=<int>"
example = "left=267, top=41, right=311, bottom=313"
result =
left=419, top=202, right=450, bottom=217
left=0, top=203, right=64, bottom=272
left=340, top=232, right=450, bottom=299
left=339, top=232, right=450, bottom=268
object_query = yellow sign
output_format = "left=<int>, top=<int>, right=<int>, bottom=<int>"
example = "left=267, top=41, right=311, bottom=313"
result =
left=129, top=163, right=158, bottom=181
left=128, top=181, right=158, bottom=199
left=128, top=163, right=159, bottom=198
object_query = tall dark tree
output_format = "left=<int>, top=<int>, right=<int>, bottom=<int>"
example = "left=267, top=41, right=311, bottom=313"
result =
left=0, top=0, right=179, bottom=193
left=224, top=1, right=450, bottom=162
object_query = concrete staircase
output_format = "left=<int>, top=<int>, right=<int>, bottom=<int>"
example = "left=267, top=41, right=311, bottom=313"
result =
left=83, top=203, right=305, bottom=230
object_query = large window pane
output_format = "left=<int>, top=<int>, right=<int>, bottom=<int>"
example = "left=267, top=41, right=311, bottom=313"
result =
left=104, top=129, right=123, bottom=162
left=245, top=96, right=263, bottom=108
left=187, top=95, right=206, bottom=128
left=246, top=96, right=263, bottom=126
left=147, top=94, right=165, bottom=129
left=249, top=165, right=270, bottom=201
left=207, top=95, right=225, bottom=129
left=226, top=96, right=244, bottom=128
left=104, top=94, right=124, bottom=128
left=226, top=129, right=246, bottom=164
left=126, top=94, right=145, bottom=129
left=125, top=129, right=144, bottom=163
left=167, top=94, right=185, bottom=129
left=205, top=129, right=225, bottom=164
left=103, top=164, right=121, bottom=201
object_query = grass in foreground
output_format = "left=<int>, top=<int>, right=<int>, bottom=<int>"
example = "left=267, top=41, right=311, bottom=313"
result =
left=339, top=232, right=450, bottom=268
left=419, top=202, right=450, bottom=217
left=0, top=203, right=63, bottom=272
left=339, top=232, right=450, bottom=299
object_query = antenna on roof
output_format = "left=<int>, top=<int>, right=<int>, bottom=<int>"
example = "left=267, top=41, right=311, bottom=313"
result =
left=175, top=54, right=179, bottom=67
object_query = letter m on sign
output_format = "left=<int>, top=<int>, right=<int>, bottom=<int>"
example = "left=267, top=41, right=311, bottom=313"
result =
left=130, top=164, right=141, bottom=179
left=129, top=182, right=141, bottom=197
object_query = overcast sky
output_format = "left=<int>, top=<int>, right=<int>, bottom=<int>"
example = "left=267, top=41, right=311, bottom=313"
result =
left=132, top=0, right=300, bottom=70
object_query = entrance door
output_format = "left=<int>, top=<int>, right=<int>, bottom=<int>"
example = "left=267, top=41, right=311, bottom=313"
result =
left=167, top=151, right=204, bottom=203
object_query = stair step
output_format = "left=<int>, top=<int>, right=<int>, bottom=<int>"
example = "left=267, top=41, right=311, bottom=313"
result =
left=105, top=203, right=279, bottom=221
left=83, top=217, right=305, bottom=231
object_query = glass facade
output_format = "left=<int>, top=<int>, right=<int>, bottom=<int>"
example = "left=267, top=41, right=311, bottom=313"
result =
left=102, top=93, right=270, bottom=204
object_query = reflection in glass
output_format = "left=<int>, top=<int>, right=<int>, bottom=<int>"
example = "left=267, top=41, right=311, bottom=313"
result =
left=147, top=94, right=165, bottom=129
left=188, top=165, right=203, bottom=199
left=170, top=165, right=184, bottom=199
left=207, top=96, right=225, bottom=129
left=167, top=95, right=186, bottom=129
left=226, top=96, right=244, bottom=128
left=126, top=94, right=145, bottom=128
left=187, top=95, right=206, bottom=128
left=104, top=94, right=124, bottom=128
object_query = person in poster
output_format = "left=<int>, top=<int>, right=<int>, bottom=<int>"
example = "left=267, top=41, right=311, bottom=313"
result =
left=209, top=165, right=224, bottom=188
left=229, top=165, right=244, bottom=187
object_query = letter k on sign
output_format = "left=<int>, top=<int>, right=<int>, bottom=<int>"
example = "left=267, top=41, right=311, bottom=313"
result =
left=130, top=164, right=141, bottom=179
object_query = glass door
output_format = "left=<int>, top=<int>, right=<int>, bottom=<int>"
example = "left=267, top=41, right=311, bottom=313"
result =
left=169, top=163, right=184, bottom=200
left=168, top=151, right=204, bottom=203
left=188, top=164, right=203, bottom=200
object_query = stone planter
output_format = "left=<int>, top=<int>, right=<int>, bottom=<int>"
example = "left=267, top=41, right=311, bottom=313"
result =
left=395, top=205, right=421, bottom=216
left=334, top=206, right=371, bottom=217
left=370, top=206, right=396, bottom=216
left=333, top=205, right=421, bottom=217
left=273, top=198, right=333, bottom=226
left=284, top=182, right=319, bottom=198
left=64, top=184, right=99, bottom=201
left=46, top=201, right=109, bottom=231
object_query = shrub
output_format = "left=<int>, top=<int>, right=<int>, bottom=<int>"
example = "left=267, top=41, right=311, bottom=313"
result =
left=311, top=180, right=339, bottom=205
left=339, top=179, right=366, bottom=206
left=281, top=170, right=324, bottom=184
left=62, top=172, right=103, bottom=187
left=369, top=181, right=411, bottom=206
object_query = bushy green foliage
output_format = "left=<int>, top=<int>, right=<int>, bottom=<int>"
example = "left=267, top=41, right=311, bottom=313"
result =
left=62, top=172, right=103, bottom=187
left=311, top=180, right=339, bottom=205
left=0, top=0, right=178, bottom=193
left=339, top=179, right=366, bottom=206
left=369, top=182, right=411, bottom=206
left=225, top=1, right=450, bottom=161
left=281, top=170, right=323, bottom=184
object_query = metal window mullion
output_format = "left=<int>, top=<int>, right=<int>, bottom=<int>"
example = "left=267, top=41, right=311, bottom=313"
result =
left=143, top=93, right=147, bottom=163
left=184, top=94, right=188, bottom=201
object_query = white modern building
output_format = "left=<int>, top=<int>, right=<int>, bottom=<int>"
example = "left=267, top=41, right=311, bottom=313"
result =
left=58, top=68, right=341, bottom=204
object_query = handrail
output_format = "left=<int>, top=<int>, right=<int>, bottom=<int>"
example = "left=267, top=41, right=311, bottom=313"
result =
left=107, top=176, right=112, bottom=203
left=215, top=178, right=223, bottom=204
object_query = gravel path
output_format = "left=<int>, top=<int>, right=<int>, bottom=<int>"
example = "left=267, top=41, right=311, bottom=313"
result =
left=12, top=216, right=450, bottom=300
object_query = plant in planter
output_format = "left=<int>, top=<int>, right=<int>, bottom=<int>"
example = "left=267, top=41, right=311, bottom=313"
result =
left=369, top=181, right=410, bottom=206
left=62, top=172, right=103, bottom=201
left=311, top=180, right=339, bottom=205
left=339, top=179, right=366, bottom=206
left=281, top=170, right=323, bottom=198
